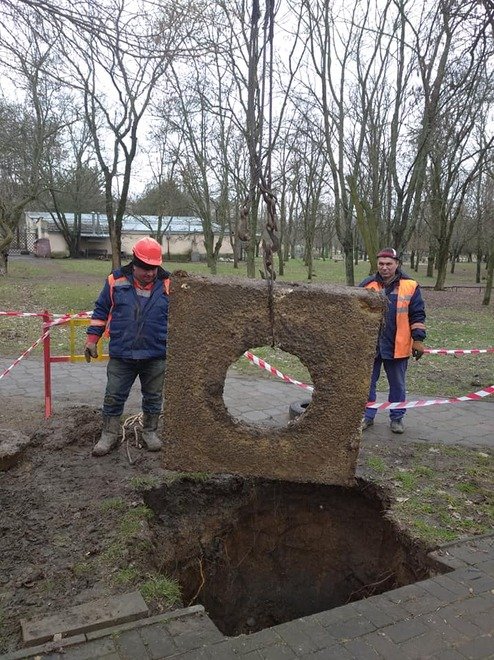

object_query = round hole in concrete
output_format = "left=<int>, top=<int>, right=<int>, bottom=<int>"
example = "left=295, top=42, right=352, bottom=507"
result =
left=222, top=346, right=312, bottom=428
left=144, top=475, right=435, bottom=637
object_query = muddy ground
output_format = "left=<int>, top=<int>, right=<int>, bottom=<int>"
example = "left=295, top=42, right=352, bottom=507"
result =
left=0, top=399, right=492, bottom=654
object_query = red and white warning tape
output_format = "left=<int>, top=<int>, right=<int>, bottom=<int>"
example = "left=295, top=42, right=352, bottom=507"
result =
left=0, top=311, right=93, bottom=380
left=0, top=311, right=45, bottom=318
left=1, top=311, right=493, bottom=409
left=0, top=329, right=51, bottom=380
left=0, top=310, right=92, bottom=322
left=244, top=351, right=314, bottom=392
left=424, top=348, right=494, bottom=355
left=45, top=311, right=92, bottom=328
left=243, top=351, right=494, bottom=410
left=366, top=387, right=494, bottom=410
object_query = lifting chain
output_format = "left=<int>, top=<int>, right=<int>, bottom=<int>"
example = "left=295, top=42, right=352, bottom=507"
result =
left=239, top=0, right=279, bottom=346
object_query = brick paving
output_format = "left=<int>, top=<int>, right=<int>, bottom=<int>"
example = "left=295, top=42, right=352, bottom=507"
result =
left=3, top=535, right=493, bottom=659
left=0, top=359, right=493, bottom=659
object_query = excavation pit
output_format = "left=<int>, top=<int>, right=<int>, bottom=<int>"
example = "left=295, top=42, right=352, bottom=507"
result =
left=144, top=475, right=438, bottom=637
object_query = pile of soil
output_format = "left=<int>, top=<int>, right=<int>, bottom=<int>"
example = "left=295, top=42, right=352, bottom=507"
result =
left=0, top=405, right=170, bottom=654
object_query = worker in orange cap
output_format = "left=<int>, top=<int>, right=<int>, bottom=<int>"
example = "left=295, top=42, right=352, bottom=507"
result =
left=84, top=237, right=170, bottom=456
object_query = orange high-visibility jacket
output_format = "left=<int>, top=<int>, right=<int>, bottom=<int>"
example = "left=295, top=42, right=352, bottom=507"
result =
left=360, top=272, right=426, bottom=359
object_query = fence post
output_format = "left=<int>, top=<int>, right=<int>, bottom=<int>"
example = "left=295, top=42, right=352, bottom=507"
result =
left=43, top=310, right=52, bottom=418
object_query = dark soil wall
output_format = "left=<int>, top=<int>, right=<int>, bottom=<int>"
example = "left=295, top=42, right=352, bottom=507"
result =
left=145, top=476, right=436, bottom=635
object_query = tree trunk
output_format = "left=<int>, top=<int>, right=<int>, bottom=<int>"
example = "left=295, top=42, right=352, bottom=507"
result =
left=0, top=252, right=7, bottom=276
left=343, top=240, right=355, bottom=286
left=414, top=252, right=421, bottom=273
left=426, top=240, right=435, bottom=278
left=476, top=250, right=482, bottom=284
left=434, top=242, right=449, bottom=290
left=233, top=235, right=240, bottom=269
left=482, top=239, right=494, bottom=305
left=306, top=244, right=313, bottom=281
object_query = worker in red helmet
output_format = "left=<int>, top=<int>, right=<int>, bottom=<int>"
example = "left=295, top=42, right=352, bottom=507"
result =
left=84, top=237, right=170, bottom=456
left=359, top=248, right=427, bottom=434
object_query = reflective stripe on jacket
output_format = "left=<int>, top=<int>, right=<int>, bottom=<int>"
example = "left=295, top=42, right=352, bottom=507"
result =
left=360, top=272, right=426, bottom=359
left=87, top=263, right=171, bottom=360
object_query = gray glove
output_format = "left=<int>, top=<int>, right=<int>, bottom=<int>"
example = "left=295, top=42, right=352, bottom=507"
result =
left=412, top=340, right=425, bottom=361
left=84, top=341, right=98, bottom=363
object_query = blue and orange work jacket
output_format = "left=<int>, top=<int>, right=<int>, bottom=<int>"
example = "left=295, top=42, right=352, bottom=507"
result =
left=359, top=270, right=426, bottom=359
left=87, top=263, right=171, bottom=360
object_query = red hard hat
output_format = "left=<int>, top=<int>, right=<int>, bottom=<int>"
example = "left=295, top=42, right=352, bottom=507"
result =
left=132, top=237, right=162, bottom=266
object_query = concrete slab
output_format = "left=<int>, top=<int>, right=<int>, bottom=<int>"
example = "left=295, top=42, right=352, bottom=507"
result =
left=162, top=275, right=384, bottom=485
left=20, top=591, right=149, bottom=647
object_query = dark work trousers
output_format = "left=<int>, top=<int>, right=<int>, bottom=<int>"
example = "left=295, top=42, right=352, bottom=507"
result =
left=364, top=355, right=408, bottom=421
left=103, top=357, right=166, bottom=417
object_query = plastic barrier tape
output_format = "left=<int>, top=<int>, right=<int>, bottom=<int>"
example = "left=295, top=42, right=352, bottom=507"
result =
left=243, top=352, right=494, bottom=410
left=1, top=312, right=493, bottom=410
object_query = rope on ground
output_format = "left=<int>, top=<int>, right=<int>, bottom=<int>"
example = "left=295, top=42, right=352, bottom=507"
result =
left=121, top=413, right=143, bottom=465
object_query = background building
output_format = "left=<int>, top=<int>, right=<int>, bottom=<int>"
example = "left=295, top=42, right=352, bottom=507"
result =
left=24, top=212, right=224, bottom=261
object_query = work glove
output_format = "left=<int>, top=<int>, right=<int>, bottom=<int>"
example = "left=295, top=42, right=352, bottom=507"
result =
left=412, top=340, right=425, bottom=361
left=84, top=336, right=99, bottom=363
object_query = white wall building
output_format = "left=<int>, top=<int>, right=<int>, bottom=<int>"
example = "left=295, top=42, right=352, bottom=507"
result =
left=24, top=212, right=226, bottom=260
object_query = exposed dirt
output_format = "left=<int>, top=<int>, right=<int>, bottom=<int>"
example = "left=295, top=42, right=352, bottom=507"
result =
left=0, top=399, right=491, bottom=654
left=0, top=404, right=170, bottom=654
left=145, top=476, right=435, bottom=636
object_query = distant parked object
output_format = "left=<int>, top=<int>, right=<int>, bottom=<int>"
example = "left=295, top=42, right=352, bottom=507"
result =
left=33, top=238, right=51, bottom=258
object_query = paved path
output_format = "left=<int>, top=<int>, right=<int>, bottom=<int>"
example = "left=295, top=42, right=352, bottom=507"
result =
left=2, top=536, right=493, bottom=660
left=1, top=357, right=493, bottom=448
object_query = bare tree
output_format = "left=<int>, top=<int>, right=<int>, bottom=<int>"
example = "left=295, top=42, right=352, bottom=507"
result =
left=42, top=119, right=105, bottom=257
left=300, top=0, right=399, bottom=284
left=161, top=62, right=231, bottom=273
left=480, top=171, right=494, bottom=305
left=208, top=0, right=304, bottom=278
left=0, top=22, right=62, bottom=274
left=46, top=0, right=201, bottom=268
left=131, top=125, right=194, bottom=245
left=426, top=77, right=493, bottom=288
left=291, top=122, right=327, bottom=280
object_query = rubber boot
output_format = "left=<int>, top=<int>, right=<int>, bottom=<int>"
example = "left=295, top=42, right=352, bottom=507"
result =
left=92, top=415, right=121, bottom=456
left=142, top=413, right=162, bottom=451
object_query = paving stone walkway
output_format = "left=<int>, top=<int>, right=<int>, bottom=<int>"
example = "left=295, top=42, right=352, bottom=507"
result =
left=1, top=358, right=493, bottom=448
left=2, top=535, right=493, bottom=660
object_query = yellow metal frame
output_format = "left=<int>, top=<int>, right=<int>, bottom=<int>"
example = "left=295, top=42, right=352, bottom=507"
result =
left=68, top=317, right=109, bottom=363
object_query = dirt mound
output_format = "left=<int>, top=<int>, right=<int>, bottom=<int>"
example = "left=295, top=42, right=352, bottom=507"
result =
left=0, top=406, right=171, bottom=654
left=30, top=405, right=102, bottom=450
